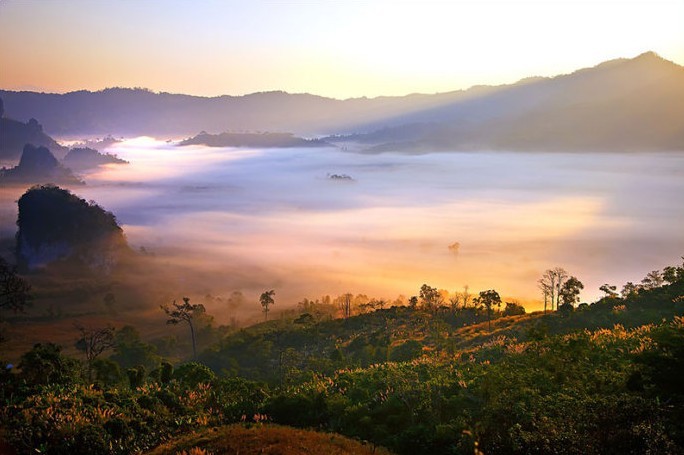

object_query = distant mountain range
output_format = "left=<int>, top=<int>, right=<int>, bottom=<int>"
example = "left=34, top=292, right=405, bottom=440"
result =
left=179, top=131, right=329, bottom=148
left=1, top=51, right=682, bottom=152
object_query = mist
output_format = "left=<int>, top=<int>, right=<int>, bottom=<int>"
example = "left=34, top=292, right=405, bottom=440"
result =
left=16, top=139, right=662, bottom=312
left=3, top=139, right=683, bottom=319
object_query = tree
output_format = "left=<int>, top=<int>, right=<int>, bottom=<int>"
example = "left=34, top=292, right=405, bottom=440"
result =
left=538, top=278, right=552, bottom=314
left=75, top=324, right=115, bottom=382
left=161, top=297, right=205, bottom=359
left=336, top=292, right=353, bottom=319
left=621, top=282, right=640, bottom=299
left=599, top=283, right=618, bottom=298
left=475, top=289, right=502, bottom=331
left=560, top=276, right=584, bottom=307
left=448, top=293, right=462, bottom=312
left=503, top=300, right=526, bottom=316
left=0, top=257, right=31, bottom=315
left=19, top=343, right=80, bottom=387
left=538, top=267, right=569, bottom=311
left=260, top=290, right=276, bottom=321
left=641, top=270, right=664, bottom=290
left=110, top=325, right=160, bottom=370
left=419, top=284, right=443, bottom=311
left=408, top=296, right=418, bottom=309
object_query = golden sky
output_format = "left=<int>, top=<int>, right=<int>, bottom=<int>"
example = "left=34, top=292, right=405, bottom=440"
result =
left=1, top=0, right=683, bottom=98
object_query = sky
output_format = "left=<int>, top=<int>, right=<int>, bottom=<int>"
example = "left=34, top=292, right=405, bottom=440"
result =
left=1, top=0, right=683, bottom=99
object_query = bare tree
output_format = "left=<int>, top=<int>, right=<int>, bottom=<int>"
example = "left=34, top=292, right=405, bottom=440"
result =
left=552, top=267, right=569, bottom=310
left=260, top=290, right=276, bottom=321
left=449, top=293, right=462, bottom=312
left=75, top=324, right=115, bottom=382
left=161, top=297, right=205, bottom=358
left=336, top=292, right=353, bottom=319
left=538, top=278, right=551, bottom=313
left=538, top=267, right=568, bottom=311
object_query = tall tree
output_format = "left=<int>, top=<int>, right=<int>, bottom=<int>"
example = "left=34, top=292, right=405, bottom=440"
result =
left=260, top=290, right=276, bottom=321
left=538, top=267, right=569, bottom=311
left=161, top=297, right=205, bottom=359
left=475, top=289, right=502, bottom=332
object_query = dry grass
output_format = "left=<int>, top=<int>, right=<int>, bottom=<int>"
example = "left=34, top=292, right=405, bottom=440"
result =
left=145, top=424, right=393, bottom=455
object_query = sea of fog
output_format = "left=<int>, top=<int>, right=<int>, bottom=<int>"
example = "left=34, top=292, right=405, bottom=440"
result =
left=5, top=139, right=684, bottom=309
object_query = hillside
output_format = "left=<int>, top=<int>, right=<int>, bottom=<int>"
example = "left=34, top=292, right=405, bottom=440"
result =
left=1, top=258, right=683, bottom=454
left=145, top=424, right=392, bottom=455
left=2, top=52, right=683, bottom=151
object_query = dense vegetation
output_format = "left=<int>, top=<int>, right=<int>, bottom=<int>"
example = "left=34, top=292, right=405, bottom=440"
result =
left=1, top=260, right=683, bottom=454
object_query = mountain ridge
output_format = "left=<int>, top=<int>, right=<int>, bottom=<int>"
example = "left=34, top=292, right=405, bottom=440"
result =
left=1, top=51, right=682, bottom=151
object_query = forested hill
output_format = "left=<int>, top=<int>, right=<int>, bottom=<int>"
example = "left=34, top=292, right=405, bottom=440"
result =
left=2, top=52, right=683, bottom=151
left=1, top=259, right=683, bottom=454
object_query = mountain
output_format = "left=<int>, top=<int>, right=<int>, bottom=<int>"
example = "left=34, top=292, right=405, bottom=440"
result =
left=1, top=52, right=683, bottom=151
left=0, top=114, right=68, bottom=162
left=179, top=131, right=330, bottom=148
left=1, top=144, right=81, bottom=186
left=352, top=51, right=684, bottom=152
left=62, top=147, right=128, bottom=171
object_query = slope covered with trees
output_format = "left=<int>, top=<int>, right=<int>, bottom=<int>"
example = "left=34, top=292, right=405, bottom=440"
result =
left=0, top=258, right=682, bottom=454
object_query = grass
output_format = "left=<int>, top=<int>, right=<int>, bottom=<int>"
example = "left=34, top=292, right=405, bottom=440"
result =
left=145, top=424, right=393, bottom=455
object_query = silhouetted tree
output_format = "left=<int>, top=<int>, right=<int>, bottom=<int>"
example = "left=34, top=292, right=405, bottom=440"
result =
left=408, top=296, right=418, bottom=309
left=475, top=289, right=502, bottom=331
left=260, top=290, right=275, bottom=321
left=503, top=300, right=526, bottom=316
left=337, top=292, right=353, bottom=318
left=599, top=283, right=618, bottom=298
left=75, top=324, right=115, bottom=382
left=419, top=284, right=442, bottom=311
left=641, top=270, right=664, bottom=290
left=538, top=267, right=569, bottom=311
left=560, top=276, right=584, bottom=307
left=621, top=282, right=640, bottom=299
left=0, top=257, right=31, bottom=314
left=161, top=297, right=205, bottom=358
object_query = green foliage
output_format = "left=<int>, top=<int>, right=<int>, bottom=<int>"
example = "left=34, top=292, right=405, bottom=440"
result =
left=110, top=325, right=160, bottom=370
left=0, top=257, right=31, bottom=314
left=172, top=362, right=216, bottom=386
left=18, top=343, right=81, bottom=388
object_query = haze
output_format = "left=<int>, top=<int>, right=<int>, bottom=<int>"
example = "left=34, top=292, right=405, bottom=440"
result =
left=8, top=139, right=676, bottom=311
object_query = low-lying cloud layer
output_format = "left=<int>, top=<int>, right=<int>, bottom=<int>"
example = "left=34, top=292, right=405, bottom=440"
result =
left=4, top=140, right=684, bottom=314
